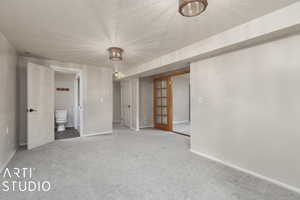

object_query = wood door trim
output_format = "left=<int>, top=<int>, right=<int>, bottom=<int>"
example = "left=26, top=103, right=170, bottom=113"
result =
left=153, top=76, right=172, bottom=131
left=168, top=76, right=173, bottom=131
left=153, top=70, right=190, bottom=79
left=168, top=70, right=190, bottom=77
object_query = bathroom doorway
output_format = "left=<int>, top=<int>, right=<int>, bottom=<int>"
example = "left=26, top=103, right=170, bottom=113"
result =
left=52, top=66, right=83, bottom=140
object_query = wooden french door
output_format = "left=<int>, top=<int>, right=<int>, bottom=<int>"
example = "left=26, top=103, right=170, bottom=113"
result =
left=153, top=77, right=172, bottom=131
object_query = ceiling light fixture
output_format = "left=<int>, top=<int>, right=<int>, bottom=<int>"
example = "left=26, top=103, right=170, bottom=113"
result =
left=108, top=47, right=124, bottom=61
left=113, top=71, right=120, bottom=79
left=179, top=0, right=208, bottom=17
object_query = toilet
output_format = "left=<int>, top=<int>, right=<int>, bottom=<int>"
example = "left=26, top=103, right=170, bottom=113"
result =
left=55, top=110, right=67, bottom=132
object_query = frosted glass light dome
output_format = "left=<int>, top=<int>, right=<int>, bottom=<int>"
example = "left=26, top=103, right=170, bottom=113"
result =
left=179, top=0, right=208, bottom=17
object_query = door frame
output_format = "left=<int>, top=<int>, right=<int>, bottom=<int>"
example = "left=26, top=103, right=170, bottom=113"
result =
left=50, top=65, right=84, bottom=136
left=153, top=70, right=190, bottom=132
left=169, top=70, right=190, bottom=136
left=74, top=74, right=80, bottom=130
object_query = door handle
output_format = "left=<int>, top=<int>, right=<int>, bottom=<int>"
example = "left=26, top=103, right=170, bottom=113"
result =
left=27, top=108, right=37, bottom=112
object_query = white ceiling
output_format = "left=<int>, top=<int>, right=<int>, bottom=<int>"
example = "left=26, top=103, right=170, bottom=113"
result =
left=0, top=0, right=298, bottom=68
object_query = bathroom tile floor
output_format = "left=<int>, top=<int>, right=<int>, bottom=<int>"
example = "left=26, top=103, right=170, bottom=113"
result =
left=55, top=127, right=80, bottom=140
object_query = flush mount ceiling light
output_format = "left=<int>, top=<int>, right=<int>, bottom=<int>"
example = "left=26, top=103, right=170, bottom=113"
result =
left=108, top=47, right=124, bottom=61
left=179, top=0, right=208, bottom=17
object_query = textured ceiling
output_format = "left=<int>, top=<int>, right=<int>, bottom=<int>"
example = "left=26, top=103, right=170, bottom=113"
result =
left=0, top=0, right=298, bottom=69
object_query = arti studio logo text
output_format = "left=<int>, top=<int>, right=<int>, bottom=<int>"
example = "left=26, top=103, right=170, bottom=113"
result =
left=1, top=168, right=51, bottom=192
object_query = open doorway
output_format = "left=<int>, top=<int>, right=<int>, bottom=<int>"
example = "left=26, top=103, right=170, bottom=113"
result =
left=113, top=81, right=122, bottom=128
left=171, top=72, right=190, bottom=135
left=54, top=71, right=79, bottom=139
left=52, top=66, right=83, bottom=140
left=152, top=69, right=190, bottom=136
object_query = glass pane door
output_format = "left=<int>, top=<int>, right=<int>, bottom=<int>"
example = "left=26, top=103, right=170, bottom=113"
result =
left=154, top=77, right=172, bottom=131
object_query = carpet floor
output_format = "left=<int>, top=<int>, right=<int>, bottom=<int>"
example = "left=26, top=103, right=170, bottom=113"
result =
left=1, top=127, right=299, bottom=200
left=173, top=122, right=191, bottom=135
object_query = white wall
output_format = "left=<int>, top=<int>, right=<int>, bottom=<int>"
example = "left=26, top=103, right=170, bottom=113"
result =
left=191, top=33, right=300, bottom=190
left=18, top=57, right=113, bottom=144
left=113, top=81, right=121, bottom=123
left=0, top=32, right=17, bottom=171
left=139, top=77, right=153, bottom=128
left=55, top=72, right=76, bottom=127
left=172, top=74, right=190, bottom=123
left=85, top=66, right=112, bottom=134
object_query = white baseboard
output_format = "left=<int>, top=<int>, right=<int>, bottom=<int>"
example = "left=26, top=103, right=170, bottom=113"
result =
left=0, top=150, right=17, bottom=174
left=190, top=149, right=300, bottom=194
left=173, top=120, right=189, bottom=125
left=83, top=131, right=112, bottom=137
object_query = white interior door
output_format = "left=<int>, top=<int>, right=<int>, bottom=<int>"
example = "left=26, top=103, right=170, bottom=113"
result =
left=121, top=80, right=131, bottom=127
left=130, top=79, right=139, bottom=131
left=120, top=79, right=139, bottom=130
left=27, top=63, right=55, bottom=149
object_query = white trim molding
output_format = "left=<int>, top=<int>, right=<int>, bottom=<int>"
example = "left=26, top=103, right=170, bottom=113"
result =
left=0, top=150, right=16, bottom=174
left=83, top=131, right=113, bottom=137
left=173, top=120, right=190, bottom=125
left=191, top=149, right=300, bottom=194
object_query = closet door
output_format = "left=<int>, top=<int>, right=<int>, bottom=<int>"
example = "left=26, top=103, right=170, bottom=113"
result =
left=153, top=77, right=172, bottom=131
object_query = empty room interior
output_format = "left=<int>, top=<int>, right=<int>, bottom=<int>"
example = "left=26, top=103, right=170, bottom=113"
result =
left=1, top=0, right=300, bottom=199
